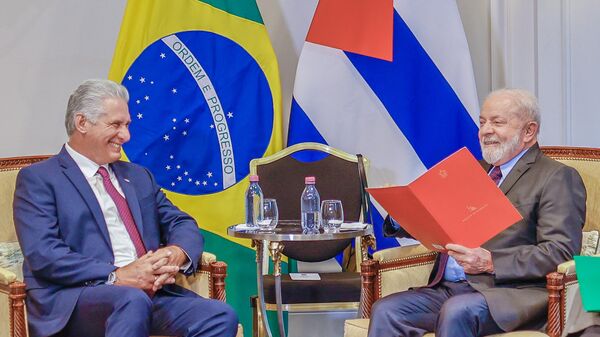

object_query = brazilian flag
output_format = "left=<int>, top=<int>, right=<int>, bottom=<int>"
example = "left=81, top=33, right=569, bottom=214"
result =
left=109, top=0, right=283, bottom=334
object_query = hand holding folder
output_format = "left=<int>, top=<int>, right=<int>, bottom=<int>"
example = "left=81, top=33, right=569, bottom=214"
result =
left=367, top=148, right=523, bottom=251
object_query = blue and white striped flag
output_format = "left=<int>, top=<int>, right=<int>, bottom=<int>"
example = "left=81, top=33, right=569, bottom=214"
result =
left=287, top=0, right=482, bottom=250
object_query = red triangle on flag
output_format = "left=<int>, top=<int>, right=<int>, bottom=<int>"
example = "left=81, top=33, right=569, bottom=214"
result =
left=306, top=0, right=393, bottom=61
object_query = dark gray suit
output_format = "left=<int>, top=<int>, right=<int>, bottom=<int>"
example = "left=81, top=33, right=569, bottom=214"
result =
left=369, top=144, right=586, bottom=336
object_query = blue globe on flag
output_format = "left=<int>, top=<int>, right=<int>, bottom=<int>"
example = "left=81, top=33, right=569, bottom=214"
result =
left=122, top=31, right=274, bottom=195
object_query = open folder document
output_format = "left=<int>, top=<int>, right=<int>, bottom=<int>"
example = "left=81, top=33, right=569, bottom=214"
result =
left=367, top=147, right=522, bottom=251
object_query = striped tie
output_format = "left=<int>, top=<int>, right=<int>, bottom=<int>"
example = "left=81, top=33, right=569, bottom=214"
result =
left=97, top=167, right=147, bottom=257
left=489, top=166, right=502, bottom=186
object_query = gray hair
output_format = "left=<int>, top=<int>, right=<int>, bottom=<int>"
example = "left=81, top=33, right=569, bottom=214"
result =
left=484, top=88, right=541, bottom=131
left=65, top=79, right=129, bottom=135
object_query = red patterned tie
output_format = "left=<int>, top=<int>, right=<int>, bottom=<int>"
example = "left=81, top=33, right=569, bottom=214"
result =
left=489, top=166, right=503, bottom=186
left=97, top=167, right=147, bottom=257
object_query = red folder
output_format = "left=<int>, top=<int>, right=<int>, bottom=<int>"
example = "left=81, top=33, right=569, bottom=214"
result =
left=367, top=147, right=522, bottom=251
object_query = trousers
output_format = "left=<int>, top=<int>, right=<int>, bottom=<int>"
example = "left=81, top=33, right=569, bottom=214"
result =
left=368, top=281, right=503, bottom=337
left=56, top=284, right=238, bottom=337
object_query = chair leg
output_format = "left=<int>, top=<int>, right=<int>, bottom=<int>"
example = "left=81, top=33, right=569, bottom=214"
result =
left=546, top=272, right=565, bottom=337
left=210, top=261, right=227, bottom=302
left=359, top=259, right=378, bottom=318
left=251, top=296, right=266, bottom=337
left=9, top=281, right=27, bottom=337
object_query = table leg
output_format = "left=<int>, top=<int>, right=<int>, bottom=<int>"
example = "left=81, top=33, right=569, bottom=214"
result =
left=269, top=241, right=286, bottom=337
left=253, top=239, right=273, bottom=337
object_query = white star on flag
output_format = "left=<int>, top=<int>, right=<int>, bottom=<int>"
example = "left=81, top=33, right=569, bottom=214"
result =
left=169, top=155, right=174, bottom=159
left=184, top=171, right=189, bottom=176
left=144, top=95, right=149, bottom=101
left=136, top=100, right=140, bottom=104
left=188, top=178, right=192, bottom=182
left=202, top=181, right=207, bottom=186
left=163, top=135, right=169, bottom=141
left=166, top=165, right=171, bottom=170
left=227, top=112, right=234, bottom=118
left=160, top=53, right=166, bottom=59
left=172, top=88, right=177, bottom=94
left=139, top=77, right=145, bottom=83
left=176, top=165, right=181, bottom=169
left=177, top=176, right=182, bottom=181
left=195, top=181, right=200, bottom=186
left=207, top=172, right=213, bottom=178
left=184, top=118, right=190, bottom=123
left=172, top=118, right=177, bottom=122
left=171, top=182, right=175, bottom=186
left=127, top=75, right=132, bottom=80
left=182, top=131, right=187, bottom=136
left=137, top=113, right=143, bottom=119
left=210, top=124, right=214, bottom=129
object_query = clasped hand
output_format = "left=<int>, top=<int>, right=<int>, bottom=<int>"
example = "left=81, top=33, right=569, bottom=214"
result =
left=114, top=246, right=187, bottom=292
left=445, top=243, right=494, bottom=274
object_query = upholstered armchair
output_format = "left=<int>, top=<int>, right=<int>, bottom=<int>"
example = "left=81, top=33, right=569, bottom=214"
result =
left=0, top=155, right=242, bottom=337
left=344, top=146, right=600, bottom=337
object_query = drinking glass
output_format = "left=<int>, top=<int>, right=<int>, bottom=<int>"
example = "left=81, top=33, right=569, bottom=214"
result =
left=258, top=198, right=278, bottom=231
left=321, top=200, right=344, bottom=232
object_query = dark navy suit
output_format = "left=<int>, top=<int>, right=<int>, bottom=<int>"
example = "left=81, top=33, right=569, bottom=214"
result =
left=13, top=147, right=237, bottom=337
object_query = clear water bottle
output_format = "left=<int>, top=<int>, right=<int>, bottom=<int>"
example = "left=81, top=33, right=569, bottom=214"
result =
left=245, top=175, right=263, bottom=227
left=300, top=176, right=320, bottom=233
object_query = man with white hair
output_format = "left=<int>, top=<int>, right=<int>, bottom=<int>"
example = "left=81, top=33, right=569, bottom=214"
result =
left=369, top=89, right=586, bottom=337
left=13, top=79, right=238, bottom=337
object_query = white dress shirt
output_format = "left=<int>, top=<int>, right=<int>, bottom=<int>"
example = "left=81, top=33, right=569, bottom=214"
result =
left=65, top=143, right=138, bottom=267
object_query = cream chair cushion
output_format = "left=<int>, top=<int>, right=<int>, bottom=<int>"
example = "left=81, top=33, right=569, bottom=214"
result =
left=0, top=241, right=22, bottom=282
left=0, top=169, right=19, bottom=243
left=344, top=318, right=549, bottom=337
left=581, top=230, right=599, bottom=256
left=556, top=158, right=600, bottom=233
left=373, top=244, right=435, bottom=298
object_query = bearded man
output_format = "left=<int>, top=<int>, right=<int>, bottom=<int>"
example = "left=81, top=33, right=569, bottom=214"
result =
left=368, top=89, right=586, bottom=337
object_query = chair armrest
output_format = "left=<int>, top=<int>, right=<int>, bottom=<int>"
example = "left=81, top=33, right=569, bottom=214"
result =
left=373, top=244, right=434, bottom=262
left=359, top=245, right=437, bottom=318
left=547, top=255, right=600, bottom=337
left=0, top=272, right=27, bottom=337
left=0, top=266, right=17, bottom=286
left=200, top=251, right=217, bottom=265
left=374, top=245, right=437, bottom=297
left=556, top=260, right=575, bottom=275
left=175, top=252, right=227, bottom=302
left=546, top=264, right=580, bottom=337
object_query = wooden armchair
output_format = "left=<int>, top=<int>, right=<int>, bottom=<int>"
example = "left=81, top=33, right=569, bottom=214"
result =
left=0, top=155, right=239, bottom=337
left=344, top=146, right=600, bottom=337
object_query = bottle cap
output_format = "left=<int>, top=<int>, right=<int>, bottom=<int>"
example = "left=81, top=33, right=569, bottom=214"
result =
left=249, top=175, right=259, bottom=182
left=305, top=176, right=316, bottom=184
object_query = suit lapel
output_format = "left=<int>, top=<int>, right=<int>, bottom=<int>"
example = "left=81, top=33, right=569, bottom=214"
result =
left=58, top=147, right=112, bottom=248
left=110, top=162, right=146, bottom=242
left=499, top=143, right=540, bottom=195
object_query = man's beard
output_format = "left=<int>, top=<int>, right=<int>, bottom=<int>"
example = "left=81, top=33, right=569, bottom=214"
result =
left=480, top=132, right=522, bottom=165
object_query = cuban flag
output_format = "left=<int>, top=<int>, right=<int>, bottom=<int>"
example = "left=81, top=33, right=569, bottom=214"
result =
left=288, top=0, right=482, bottom=250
